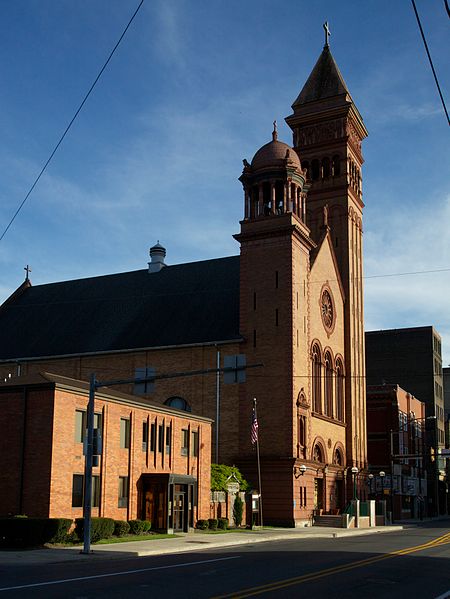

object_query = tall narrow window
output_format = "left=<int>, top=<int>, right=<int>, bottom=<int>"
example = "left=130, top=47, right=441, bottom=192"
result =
left=165, top=424, right=172, bottom=455
left=74, top=410, right=86, bottom=443
left=118, top=476, right=129, bottom=508
left=120, top=418, right=131, bottom=449
left=311, top=159, right=320, bottom=180
left=336, top=359, right=344, bottom=422
left=312, top=345, right=322, bottom=413
left=191, top=431, right=199, bottom=457
left=275, top=309, right=279, bottom=326
left=142, top=421, right=148, bottom=451
left=299, top=415, right=306, bottom=458
left=324, top=352, right=333, bottom=418
left=158, top=424, right=164, bottom=453
left=332, top=155, right=340, bottom=176
left=92, top=475, right=100, bottom=508
left=181, top=429, right=189, bottom=456
left=72, top=474, right=84, bottom=507
left=150, top=422, right=156, bottom=452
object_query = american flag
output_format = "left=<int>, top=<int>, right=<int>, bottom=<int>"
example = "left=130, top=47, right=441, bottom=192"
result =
left=251, top=406, right=259, bottom=445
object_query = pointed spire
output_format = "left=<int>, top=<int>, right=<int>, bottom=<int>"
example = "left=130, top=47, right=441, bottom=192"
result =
left=292, top=44, right=350, bottom=107
left=272, top=120, right=278, bottom=141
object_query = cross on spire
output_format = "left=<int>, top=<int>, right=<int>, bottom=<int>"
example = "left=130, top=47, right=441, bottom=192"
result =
left=323, top=21, right=331, bottom=47
left=24, top=264, right=32, bottom=281
left=272, top=119, right=278, bottom=141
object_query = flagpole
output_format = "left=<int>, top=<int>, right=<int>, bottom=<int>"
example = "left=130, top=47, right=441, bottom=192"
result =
left=254, top=398, right=263, bottom=528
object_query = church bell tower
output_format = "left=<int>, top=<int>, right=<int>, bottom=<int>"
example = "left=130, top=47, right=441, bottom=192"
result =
left=285, top=29, right=368, bottom=470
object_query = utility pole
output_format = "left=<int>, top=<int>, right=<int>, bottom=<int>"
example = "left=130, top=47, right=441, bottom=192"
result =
left=81, top=373, right=96, bottom=554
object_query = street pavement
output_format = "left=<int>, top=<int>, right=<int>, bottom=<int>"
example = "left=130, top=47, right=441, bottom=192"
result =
left=0, top=523, right=404, bottom=566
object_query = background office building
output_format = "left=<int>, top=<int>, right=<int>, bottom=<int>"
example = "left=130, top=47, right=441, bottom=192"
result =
left=365, top=326, right=446, bottom=515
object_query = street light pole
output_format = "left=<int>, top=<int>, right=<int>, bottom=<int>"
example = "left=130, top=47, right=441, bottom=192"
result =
left=351, top=466, right=358, bottom=500
left=390, top=429, right=395, bottom=523
left=434, top=418, right=440, bottom=517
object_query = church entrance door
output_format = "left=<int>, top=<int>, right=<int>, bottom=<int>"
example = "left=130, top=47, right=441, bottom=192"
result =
left=173, top=486, right=186, bottom=532
left=314, top=478, right=324, bottom=512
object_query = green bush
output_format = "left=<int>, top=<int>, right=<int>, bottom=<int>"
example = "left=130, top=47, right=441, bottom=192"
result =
left=218, top=517, right=229, bottom=530
left=0, top=517, right=73, bottom=548
left=196, top=519, right=208, bottom=530
left=75, top=517, right=115, bottom=543
left=128, top=519, right=150, bottom=535
left=113, top=520, right=130, bottom=537
left=142, top=520, right=152, bottom=533
left=210, top=464, right=251, bottom=492
left=208, top=518, right=218, bottom=530
left=46, top=518, right=73, bottom=543
left=233, top=495, right=244, bottom=527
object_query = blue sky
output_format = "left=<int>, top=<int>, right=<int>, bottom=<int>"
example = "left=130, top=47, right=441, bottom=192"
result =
left=0, top=0, right=449, bottom=364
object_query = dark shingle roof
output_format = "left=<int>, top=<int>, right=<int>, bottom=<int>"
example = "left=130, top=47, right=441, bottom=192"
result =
left=0, top=256, right=241, bottom=360
left=292, top=45, right=350, bottom=107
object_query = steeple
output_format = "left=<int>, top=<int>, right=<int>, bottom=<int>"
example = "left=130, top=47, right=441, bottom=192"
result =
left=286, top=29, right=368, bottom=473
left=291, top=44, right=351, bottom=108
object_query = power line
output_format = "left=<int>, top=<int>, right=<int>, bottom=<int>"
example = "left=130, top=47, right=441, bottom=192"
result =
left=411, top=0, right=449, bottom=126
left=0, top=0, right=145, bottom=243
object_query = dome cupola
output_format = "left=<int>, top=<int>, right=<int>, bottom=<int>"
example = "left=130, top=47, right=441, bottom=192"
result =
left=239, top=121, right=308, bottom=222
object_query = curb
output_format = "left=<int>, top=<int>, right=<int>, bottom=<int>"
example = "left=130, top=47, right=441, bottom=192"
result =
left=0, top=525, right=405, bottom=564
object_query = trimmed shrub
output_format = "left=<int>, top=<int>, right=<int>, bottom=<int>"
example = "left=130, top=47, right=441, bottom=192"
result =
left=46, top=518, right=73, bottom=543
left=114, top=520, right=130, bottom=537
left=218, top=517, right=229, bottom=530
left=233, top=495, right=244, bottom=527
left=208, top=518, right=218, bottom=530
left=75, top=517, right=115, bottom=543
left=128, top=519, right=150, bottom=535
left=0, top=517, right=73, bottom=548
left=142, top=520, right=152, bottom=533
left=195, top=519, right=208, bottom=530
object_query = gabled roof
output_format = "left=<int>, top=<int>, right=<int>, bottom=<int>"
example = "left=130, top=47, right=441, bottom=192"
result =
left=310, top=229, right=345, bottom=303
left=292, top=45, right=351, bottom=107
left=0, top=256, right=241, bottom=361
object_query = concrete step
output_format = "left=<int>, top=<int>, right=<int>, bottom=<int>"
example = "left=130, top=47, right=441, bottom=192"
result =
left=313, top=515, right=343, bottom=528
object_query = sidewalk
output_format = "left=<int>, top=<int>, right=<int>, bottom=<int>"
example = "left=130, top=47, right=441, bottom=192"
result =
left=0, top=525, right=403, bottom=566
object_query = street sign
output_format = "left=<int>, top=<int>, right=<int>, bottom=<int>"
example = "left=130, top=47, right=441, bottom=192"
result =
left=438, top=448, right=450, bottom=456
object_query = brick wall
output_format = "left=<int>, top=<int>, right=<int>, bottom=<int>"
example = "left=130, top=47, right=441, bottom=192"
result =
left=0, top=381, right=211, bottom=524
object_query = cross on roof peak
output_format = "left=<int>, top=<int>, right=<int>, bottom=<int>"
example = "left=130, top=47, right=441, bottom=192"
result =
left=24, top=264, right=32, bottom=281
left=323, top=21, right=331, bottom=47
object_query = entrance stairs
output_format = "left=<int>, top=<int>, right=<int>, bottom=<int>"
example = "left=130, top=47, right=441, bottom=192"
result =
left=313, top=514, right=343, bottom=528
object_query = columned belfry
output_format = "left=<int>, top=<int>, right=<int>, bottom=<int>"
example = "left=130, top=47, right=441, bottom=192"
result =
left=286, top=39, right=368, bottom=471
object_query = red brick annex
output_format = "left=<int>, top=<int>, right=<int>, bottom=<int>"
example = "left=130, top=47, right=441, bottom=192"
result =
left=0, top=35, right=369, bottom=527
left=0, top=373, right=211, bottom=532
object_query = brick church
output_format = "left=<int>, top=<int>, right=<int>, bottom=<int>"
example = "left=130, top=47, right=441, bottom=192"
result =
left=0, top=36, right=368, bottom=527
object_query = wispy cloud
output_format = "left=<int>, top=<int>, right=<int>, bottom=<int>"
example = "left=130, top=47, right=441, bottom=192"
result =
left=151, top=0, right=187, bottom=69
left=364, top=194, right=450, bottom=364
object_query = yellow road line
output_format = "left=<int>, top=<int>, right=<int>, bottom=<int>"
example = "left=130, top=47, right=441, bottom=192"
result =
left=213, top=532, right=450, bottom=599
